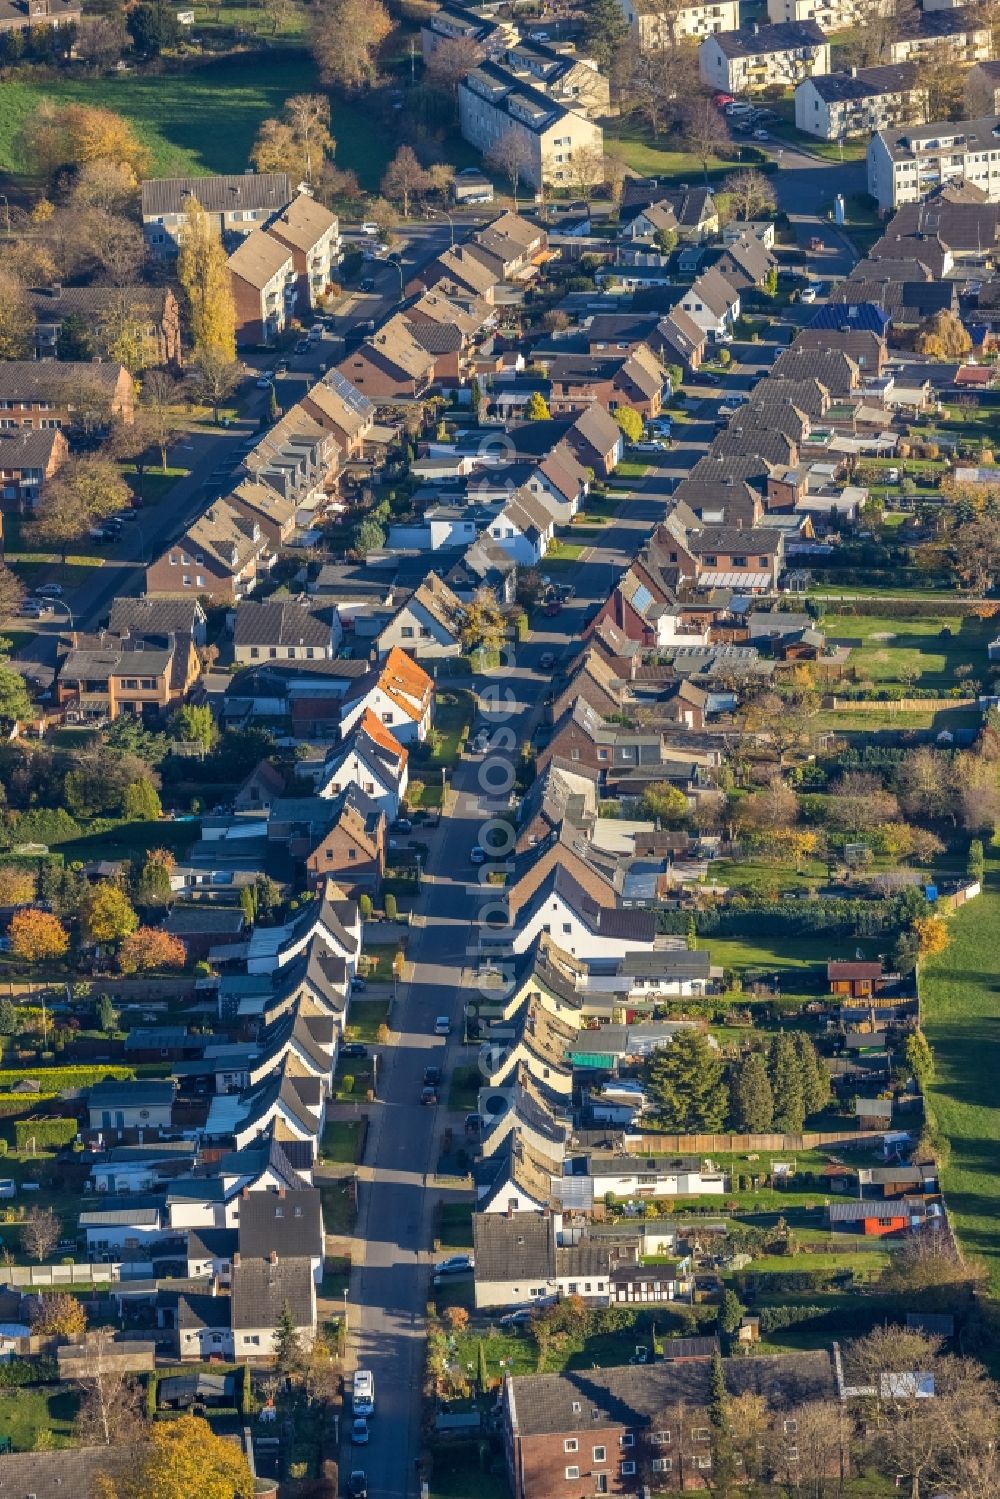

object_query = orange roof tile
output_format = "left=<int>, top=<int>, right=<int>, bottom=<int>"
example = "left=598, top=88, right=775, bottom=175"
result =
left=359, top=707, right=408, bottom=764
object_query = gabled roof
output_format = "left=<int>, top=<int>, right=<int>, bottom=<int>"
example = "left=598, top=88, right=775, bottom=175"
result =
left=142, top=173, right=290, bottom=219
left=109, top=596, right=205, bottom=638
left=238, top=1186, right=323, bottom=1260
left=234, top=599, right=331, bottom=649
left=230, top=1254, right=314, bottom=1330
left=473, top=1211, right=555, bottom=1282
left=711, top=18, right=825, bottom=55
left=266, top=191, right=337, bottom=252
left=306, top=370, right=375, bottom=435
left=228, top=228, right=294, bottom=288
left=808, top=61, right=921, bottom=102
left=684, top=266, right=740, bottom=318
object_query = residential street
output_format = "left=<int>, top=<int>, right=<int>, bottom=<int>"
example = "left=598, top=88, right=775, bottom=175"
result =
left=340, top=441, right=701, bottom=1497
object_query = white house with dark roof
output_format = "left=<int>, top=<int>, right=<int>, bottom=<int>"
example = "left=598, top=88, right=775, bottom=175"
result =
left=509, top=865, right=659, bottom=959
left=458, top=59, right=604, bottom=191
left=699, top=19, right=830, bottom=92
left=141, top=172, right=291, bottom=257
left=488, top=487, right=556, bottom=565
left=795, top=63, right=928, bottom=140
left=677, top=267, right=741, bottom=340
left=233, top=598, right=338, bottom=664
left=316, top=709, right=409, bottom=820
left=375, top=571, right=466, bottom=659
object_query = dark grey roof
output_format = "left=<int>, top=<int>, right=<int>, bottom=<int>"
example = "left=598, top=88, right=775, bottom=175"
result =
left=827, top=1199, right=907, bottom=1220
left=109, top=596, right=205, bottom=637
left=712, top=18, right=824, bottom=55
left=187, top=1226, right=238, bottom=1262
left=506, top=1349, right=836, bottom=1436
left=0, top=361, right=127, bottom=399
left=230, top=1255, right=314, bottom=1330
left=163, top=907, right=246, bottom=936
left=809, top=61, right=920, bottom=102
left=238, top=1187, right=323, bottom=1261
left=473, top=1213, right=555, bottom=1282
left=0, top=426, right=64, bottom=469
left=233, top=599, right=331, bottom=649
left=141, top=172, right=290, bottom=218
left=0, top=1448, right=136, bottom=1499
left=88, top=1080, right=174, bottom=1109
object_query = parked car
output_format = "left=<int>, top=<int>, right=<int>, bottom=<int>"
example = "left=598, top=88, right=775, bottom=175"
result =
left=752, top=128, right=769, bottom=140
left=470, top=846, right=487, bottom=865
left=423, top=1067, right=442, bottom=1088
left=539, top=651, right=556, bottom=670
left=348, top=1473, right=369, bottom=1499
left=420, top=1085, right=438, bottom=1106
left=341, top=1043, right=369, bottom=1059
left=35, top=583, right=63, bottom=598
left=800, top=286, right=817, bottom=303
left=351, top=976, right=367, bottom=993
left=392, top=817, right=413, bottom=834
left=544, top=598, right=562, bottom=617
left=274, top=359, right=289, bottom=375
left=20, top=599, right=52, bottom=618
left=351, top=1418, right=370, bottom=1445
left=360, top=222, right=380, bottom=235
left=498, top=1308, right=535, bottom=1327
left=435, top=1255, right=474, bottom=1275
left=255, top=374, right=274, bottom=389
left=0, top=1181, right=16, bottom=1199
left=359, top=277, right=376, bottom=294
left=294, top=339, right=311, bottom=354
left=434, top=1015, right=451, bottom=1035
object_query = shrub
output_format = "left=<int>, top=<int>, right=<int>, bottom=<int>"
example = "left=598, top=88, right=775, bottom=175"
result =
left=11, top=1116, right=78, bottom=1151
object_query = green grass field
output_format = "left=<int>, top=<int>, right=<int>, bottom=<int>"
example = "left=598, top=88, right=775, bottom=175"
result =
left=0, top=55, right=391, bottom=187
left=706, top=932, right=880, bottom=975
left=921, top=875, right=1000, bottom=1293
left=0, top=1386, right=79, bottom=1451
left=605, top=122, right=748, bottom=183
left=821, top=611, right=993, bottom=690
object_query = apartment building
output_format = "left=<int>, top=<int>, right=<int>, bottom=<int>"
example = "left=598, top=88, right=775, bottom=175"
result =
left=0, top=0, right=80, bottom=35
left=887, top=5, right=990, bottom=63
left=420, top=0, right=512, bottom=61
left=699, top=20, right=829, bottom=93
left=141, top=173, right=291, bottom=258
left=868, top=114, right=1000, bottom=211
left=0, top=426, right=68, bottom=511
left=795, top=63, right=927, bottom=140
left=767, top=0, right=889, bottom=30
left=617, top=0, right=738, bottom=47
left=458, top=59, right=604, bottom=191
left=228, top=230, right=297, bottom=346
left=145, top=500, right=272, bottom=603
left=27, top=285, right=183, bottom=369
left=504, top=39, right=611, bottom=117
left=265, top=194, right=341, bottom=316
left=964, top=59, right=1000, bottom=117
left=0, top=361, right=134, bottom=431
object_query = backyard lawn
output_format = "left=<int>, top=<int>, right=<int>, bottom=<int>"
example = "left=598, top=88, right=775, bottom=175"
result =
left=705, top=932, right=881, bottom=977
left=430, top=691, right=475, bottom=765
left=820, top=611, right=993, bottom=690
left=0, top=55, right=392, bottom=188
left=0, top=1386, right=79, bottom=1451
left=320, top=1120, right=365, bottom=1165
left=345, top=996, right=391, bottom=1043
left=921, top=876, right=1000, bottom=1294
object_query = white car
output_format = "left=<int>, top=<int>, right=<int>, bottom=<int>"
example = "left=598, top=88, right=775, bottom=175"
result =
left=800, top=286, right=817, bottom=304
left=360, top=222, right=379, bottom=235
left=753, top=128, right=769, bottom=140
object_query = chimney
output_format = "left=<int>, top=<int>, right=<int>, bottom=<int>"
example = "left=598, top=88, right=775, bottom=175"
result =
left=278, top=1186, right=286, bottom=1198
left=850, top=64, right=858, bottom=76
left=507, top=1205, right=514, bottom=1219
left=242, top=1187, right=250, bottom=1198
left=232, top=1252, right=241, bottom=1267
left=270, top=1249, right=278, bottom=1264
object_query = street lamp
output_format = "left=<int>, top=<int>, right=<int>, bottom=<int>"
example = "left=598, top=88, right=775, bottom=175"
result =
left=374, top=255, right=404, bottom=300
left=49, top=598, right=75, bottom=633
left=342, top=1289, right=349, bottom=1332
left=427, top=209, right=455, bottom=248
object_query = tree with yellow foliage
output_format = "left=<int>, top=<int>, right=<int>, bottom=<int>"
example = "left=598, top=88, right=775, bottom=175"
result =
left=94, top=1414, right=254, bottom=1499
left=176, top=196, right=237, bottom=363
left=915, top=309, right=972, bottom=360
left=913, top=913, right=949, bottom=958
left=21, top=100, right=150, bottom=185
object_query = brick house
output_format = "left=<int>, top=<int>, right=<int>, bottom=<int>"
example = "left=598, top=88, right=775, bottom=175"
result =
left=229, top=230, right=297, bottom=346
left=0, top=426, right=68, bottom=511
left=304, top=788, right=385, bottom=896
left=565, top=403, right=623, bottom=478
left=28, top=284, right=184, bottom=369
left=503, top=1350, right=839, bottom=1499
left=300, top=371, right=376, bottom=460
left=265, top=192, right=341, bottom=317
left=145, top=499, right=271, bottom=603
left=0, top=361, right=134, bottom=431
left=545, top=345, right=664, bottom=418
left=336, top=316, right=437, bottom=399
left=0, top=0, right=80, bottom=34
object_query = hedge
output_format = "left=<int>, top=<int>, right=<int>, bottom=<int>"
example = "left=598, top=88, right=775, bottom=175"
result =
left=656, top=893, right=916, bottom=941
left=0, top=1065, right=134, bottom=1092
left=0, top=1355, right=57, bottom=1387
left=12, top=1116, right=78, bottom=1150
left=822, top=597, right=1000, bottom=620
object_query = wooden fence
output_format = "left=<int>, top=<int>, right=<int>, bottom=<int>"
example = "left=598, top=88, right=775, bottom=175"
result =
left=825, top=696, right=977, bottom=713
left=628, top=1130, right=895, bottom=1154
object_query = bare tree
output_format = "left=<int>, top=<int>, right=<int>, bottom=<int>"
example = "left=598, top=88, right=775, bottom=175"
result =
left=73, top=1327, right=144, bottom=1446
left=486, top=129, right=533, bottom=205
left=22, top=1205, right=60, bottom=1262
left=425, top=35, right=482, bottom=95
left=720, top=168, right=777, bottom=223
left=566, top=143, right=608, bottom=205
left=681, top=95, right=730, bottom=183
left=770, top=1400, right=848, bottom=1499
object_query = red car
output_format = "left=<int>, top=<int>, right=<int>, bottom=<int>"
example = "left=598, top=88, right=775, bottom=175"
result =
left=713, top=92, right=735, bottom=106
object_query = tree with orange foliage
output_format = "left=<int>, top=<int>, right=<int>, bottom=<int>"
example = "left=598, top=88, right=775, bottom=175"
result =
left=913, top=914, right=950, bottom=958
left=9, top=908, right=70, bottom=963
left=118, top=926, right=186, bottom=975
